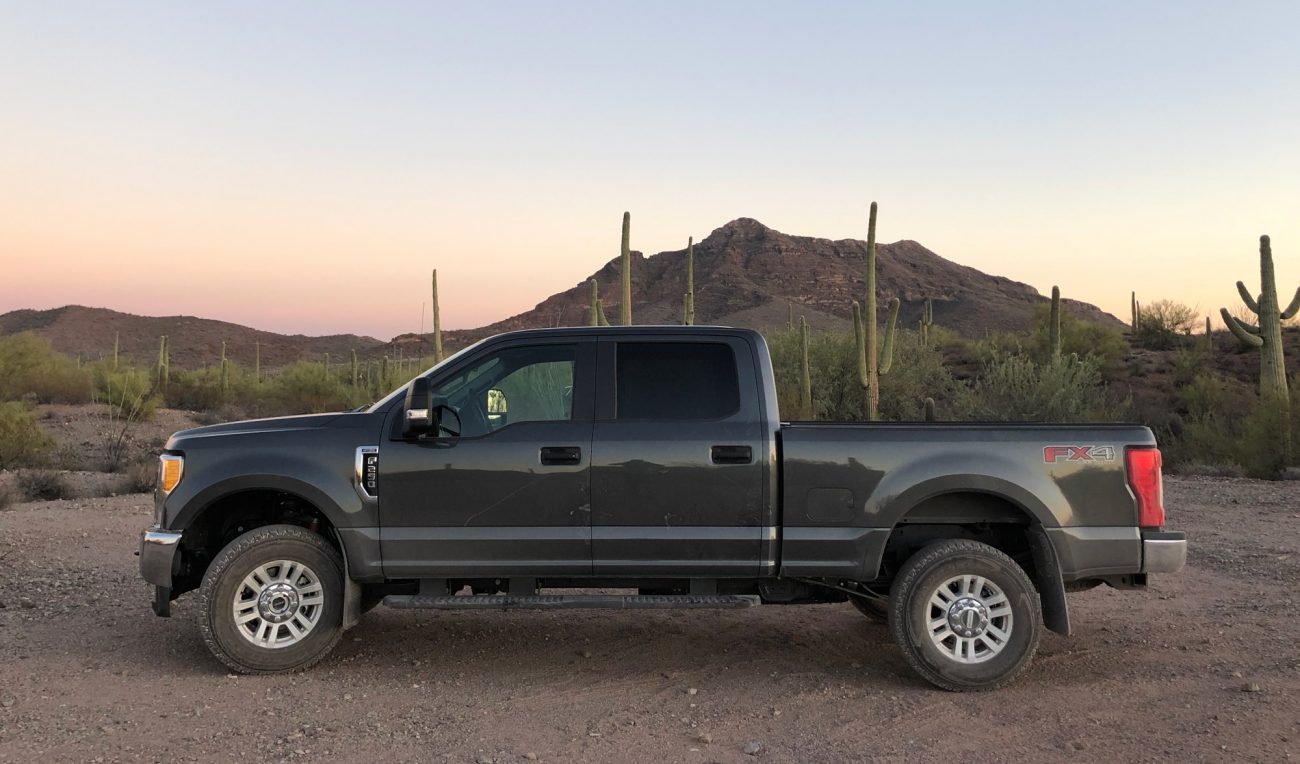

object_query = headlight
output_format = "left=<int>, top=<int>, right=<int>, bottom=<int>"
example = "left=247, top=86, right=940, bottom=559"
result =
left=159, top=454, right=184, bottom=494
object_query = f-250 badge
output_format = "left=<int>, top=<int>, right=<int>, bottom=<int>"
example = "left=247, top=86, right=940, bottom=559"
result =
left=1043, top=445, right=1116, bottom=463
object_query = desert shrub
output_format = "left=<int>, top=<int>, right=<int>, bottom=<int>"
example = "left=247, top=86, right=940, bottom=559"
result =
left=1027, top=305, right=1130, bottom=380
left=766, top=326, right=962, bottom=421
left=16, top=469, right=70, bottom=501
left=0, top=333, right=92, bottom=403
left=961, top=354, right=1111, bottom=422
left=115, top=460, right=157, bottom=494
left=91, top=364, right=159, bottom=420
left=0, top=401, right=54, bottom=469
left=1134, top=299, right=1198, bottom=350
left=0, top=483, right=17, bottom=510
left=261, top=361, right=369, bottom=416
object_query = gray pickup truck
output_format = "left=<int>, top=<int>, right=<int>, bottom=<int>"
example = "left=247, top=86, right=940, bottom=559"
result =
left=140, top=326, right=1185, bottom=690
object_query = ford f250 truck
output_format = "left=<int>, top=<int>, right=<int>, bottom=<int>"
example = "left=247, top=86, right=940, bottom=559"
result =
left=140, top=326, right=1186, bottom=690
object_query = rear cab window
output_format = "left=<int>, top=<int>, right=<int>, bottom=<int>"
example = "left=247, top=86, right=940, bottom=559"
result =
left=615, top=342, right=740, bottom=420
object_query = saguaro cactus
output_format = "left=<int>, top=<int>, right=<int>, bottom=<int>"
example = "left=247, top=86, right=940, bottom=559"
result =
left=919, top=297, right=934, bottom=347
left=254, top=341, right=261, bottom=383
left=799, top=316, right=812, bottom=418
left=351, top=349, right=359, bottom=387
left=156, top=335, right=169, bottom=391
left=112, top=332, right=120, bottom=370
left=620, top=212, right=632, bottom=325
left=923, top=397, right=937, bottom=422
left=589, top=278, right=601, bottom=327
left=220, top=341, right=229, bottom=394
left=1220, top=235, right=1300, bottom=404
left=1049, top=286, right=1062, bottom=362
left=853, top=202, right=899, bottom=421
left=431, top=269, right=444, bottom=362
left=683, top=237, right=696, bottom=325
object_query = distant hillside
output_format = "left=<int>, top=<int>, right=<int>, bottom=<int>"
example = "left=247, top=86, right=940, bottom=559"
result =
left=2, top=218, right=1124, bottom=368
left=0, top=306, right=384, bottom=369
left=462, top=217, right=1119, bottom=339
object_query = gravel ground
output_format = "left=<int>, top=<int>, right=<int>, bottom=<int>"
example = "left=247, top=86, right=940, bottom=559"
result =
left=0, top=476, right=1297, bottom=763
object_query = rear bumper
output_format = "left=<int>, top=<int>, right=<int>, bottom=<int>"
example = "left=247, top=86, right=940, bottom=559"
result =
left=1141, top=530, right=1186, bottom=574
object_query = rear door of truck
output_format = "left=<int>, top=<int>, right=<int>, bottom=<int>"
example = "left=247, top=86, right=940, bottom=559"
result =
left=589, top=333, right=767, bottom=576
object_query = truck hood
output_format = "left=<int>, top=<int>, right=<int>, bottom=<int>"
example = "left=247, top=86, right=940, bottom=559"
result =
left=168, top=412, right=344, bottom=444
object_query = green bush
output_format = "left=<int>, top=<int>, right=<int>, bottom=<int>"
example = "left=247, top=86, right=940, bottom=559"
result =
left=0, top=333, right=92, bottom=403
left=1026, top=305, right=1130, bottom=380
left=1134, top=299, right=1198, bottom=350
left=961, top=354, right=1112, bottom=422
left=766, top=326, right=963, bottom=421
left=92, top=363, right=159, bottom=420
left=0, top=401, right=54, bottom=469
left=261, top=361, right=370, bottom=415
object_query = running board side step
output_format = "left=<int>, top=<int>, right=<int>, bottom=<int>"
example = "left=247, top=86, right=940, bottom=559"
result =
left=382, top=594, right=761, bottom=610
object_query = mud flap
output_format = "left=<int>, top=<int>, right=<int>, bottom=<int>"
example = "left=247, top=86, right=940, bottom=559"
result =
left=151, top=586, right=172, bottom=618
left=1027, top=527, right=1070, bottom=636
left=341, top=553, right=362, bottom=631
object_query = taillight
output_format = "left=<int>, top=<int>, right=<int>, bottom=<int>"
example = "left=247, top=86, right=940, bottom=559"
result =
left=1125, top=447, right=1164, bottom=528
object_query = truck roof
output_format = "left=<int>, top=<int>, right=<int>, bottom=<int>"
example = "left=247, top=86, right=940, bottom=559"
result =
left=483, top=324, right=761, bottom=341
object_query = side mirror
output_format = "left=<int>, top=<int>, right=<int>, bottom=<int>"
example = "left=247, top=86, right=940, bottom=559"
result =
left=402, top=377, right=437, bottom=438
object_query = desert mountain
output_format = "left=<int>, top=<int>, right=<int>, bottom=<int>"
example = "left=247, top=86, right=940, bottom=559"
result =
left=468, top=217, right=1120, bottom=338
left=0, top=305, right=384, bottom=369
left=3, top=219, right=1122, bottom=368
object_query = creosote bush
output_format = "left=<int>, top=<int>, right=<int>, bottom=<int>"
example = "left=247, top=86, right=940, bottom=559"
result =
left=0, top=402, right=54, bottom=469
left=0, top=333, right=92, bottom=404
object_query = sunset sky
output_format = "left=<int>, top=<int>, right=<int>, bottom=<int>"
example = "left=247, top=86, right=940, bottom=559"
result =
left=3, top=2, right=1299, bottom=339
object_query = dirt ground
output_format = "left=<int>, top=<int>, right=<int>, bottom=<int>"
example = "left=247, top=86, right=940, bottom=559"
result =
left=0, top=477, right=1297, bottom=763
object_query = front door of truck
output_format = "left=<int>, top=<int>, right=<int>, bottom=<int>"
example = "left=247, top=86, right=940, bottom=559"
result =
left=590, top=336, right=766, bottom=576
left=379, top=338, right=595, bottom=578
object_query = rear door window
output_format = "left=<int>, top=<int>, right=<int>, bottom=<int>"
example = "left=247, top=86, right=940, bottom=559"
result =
left=615, top=342, right=739, bottom=420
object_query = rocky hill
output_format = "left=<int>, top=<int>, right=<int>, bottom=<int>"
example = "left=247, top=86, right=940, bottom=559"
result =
left=0, top=305, right=384, bottom=369
left=2, top=218, right=1123, bottom=368
left=474, top=217, right=1120, bottom=338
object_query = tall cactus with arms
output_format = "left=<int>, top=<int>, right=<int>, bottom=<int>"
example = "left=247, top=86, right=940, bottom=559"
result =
left=1220, top=235, right=1300, bottom=404
left=852, top=202, right=898, bottom=421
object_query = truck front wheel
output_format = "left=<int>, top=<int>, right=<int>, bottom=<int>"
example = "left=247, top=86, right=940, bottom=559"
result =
left=889, top=539, right=1041, bottom=691
left=196, top=524, right=345, bottom=674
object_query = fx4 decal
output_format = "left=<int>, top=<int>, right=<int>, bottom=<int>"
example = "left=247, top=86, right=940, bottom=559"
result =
left=1043, top=445, right=1116, bottom=463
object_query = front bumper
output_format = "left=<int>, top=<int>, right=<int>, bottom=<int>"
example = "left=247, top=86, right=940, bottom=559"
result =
left=1141, top=530, right=1186, bottom=574
left=139, top=528, right=182, bottom=617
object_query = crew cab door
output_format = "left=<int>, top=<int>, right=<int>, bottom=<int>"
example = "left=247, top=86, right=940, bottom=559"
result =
left=379, top=337, right=596, bottom=577
left=590, top=336, right=767, bottom=576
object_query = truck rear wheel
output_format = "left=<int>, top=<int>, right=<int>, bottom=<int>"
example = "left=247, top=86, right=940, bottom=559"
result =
left=889, top=539, right=1041, bottom=691
left=196, top=524, right=344, bottom=674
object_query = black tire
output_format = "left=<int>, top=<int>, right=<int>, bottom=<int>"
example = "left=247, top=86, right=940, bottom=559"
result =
left=197, top=524, right=344, bottom=674
left=848, top=593, right=889, bottom=622
left=889, top=539, right=1042, bottom=692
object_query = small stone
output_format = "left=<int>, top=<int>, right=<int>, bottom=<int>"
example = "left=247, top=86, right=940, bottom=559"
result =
left=476, top=756, right=495, bottom=764
left=0, top=599, right=6, bottom=608
left=1231, top=671, right=1242, bottom=678
left=580, top=650, right=592, bottom=659
left=1241, top=682, right=1261, bottom=693
left=697, top=733, right=712, bottom=744
left=19, top=598, right=35, bottom=609
left=742, top=741, right=762, bottom=755
left=1, top=698, right=14, bottom=708
left=343, top=693, right=353, bottom=701
left=771, top=709, right=781, bottom=717
left=523, top=754, right=538, bottom=761
left=686, top=687, right=698, bottom=696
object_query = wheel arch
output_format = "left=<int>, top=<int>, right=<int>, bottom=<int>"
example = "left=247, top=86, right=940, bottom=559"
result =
left=871, top=487, right=1071, bottom=637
